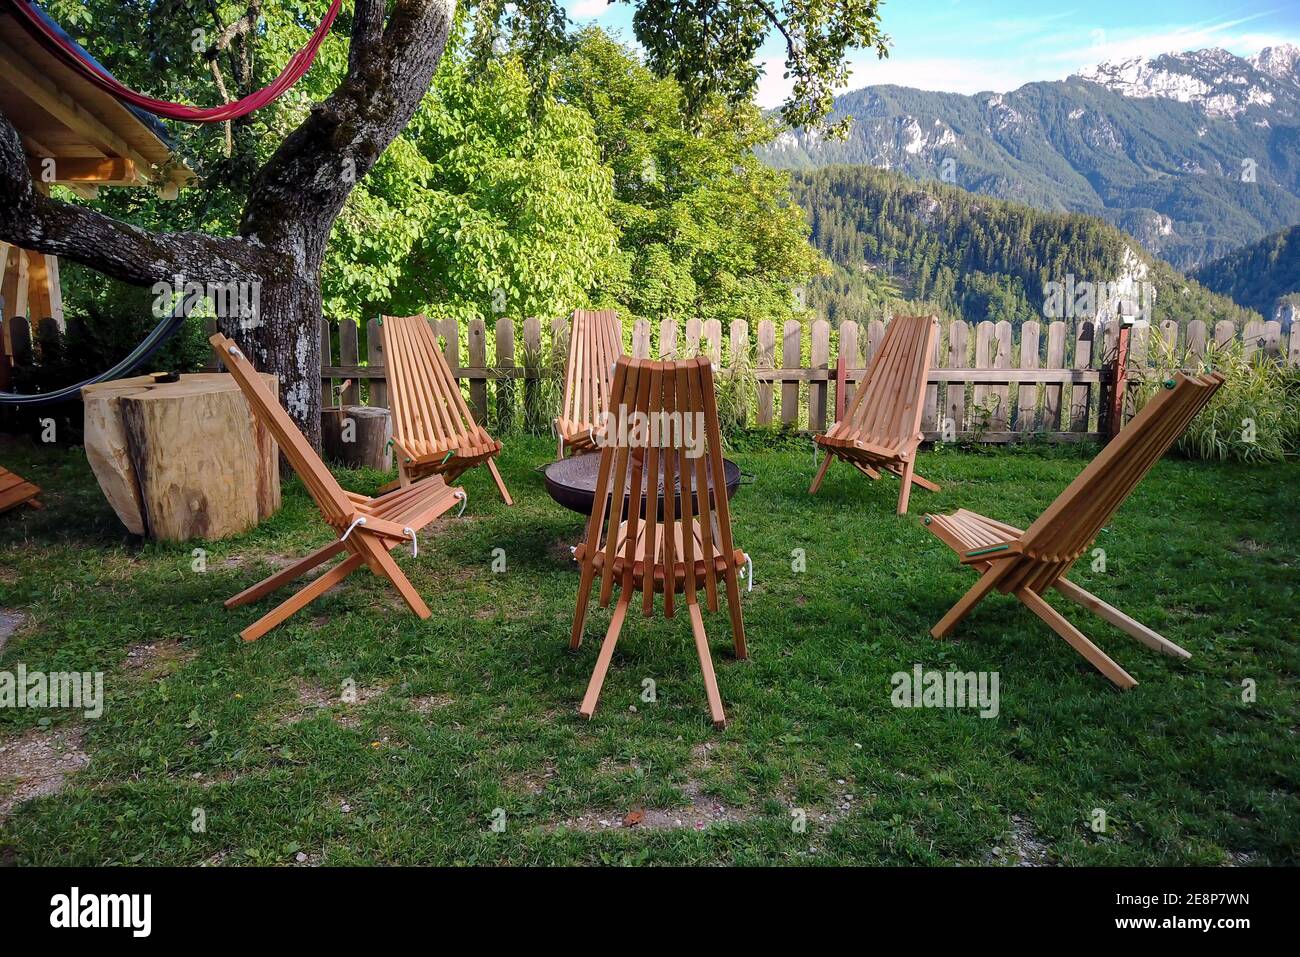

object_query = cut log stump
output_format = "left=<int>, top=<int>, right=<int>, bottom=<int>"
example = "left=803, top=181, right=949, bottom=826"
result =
left=82, top=372, right=280, bottom=541
left=321, top=405, right=392, bottom=471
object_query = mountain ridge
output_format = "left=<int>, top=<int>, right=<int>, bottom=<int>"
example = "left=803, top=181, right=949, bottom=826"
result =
left=761, top=45, right=1300, bottom=269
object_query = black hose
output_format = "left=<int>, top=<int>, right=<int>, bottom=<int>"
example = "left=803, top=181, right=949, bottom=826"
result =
left=0, top=304, right=191, bottom=406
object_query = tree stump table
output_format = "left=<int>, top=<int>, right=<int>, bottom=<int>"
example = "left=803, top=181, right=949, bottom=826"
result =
left=321, top=405, right=392, bottom=470
left=82, top=372, right=281, bottom=541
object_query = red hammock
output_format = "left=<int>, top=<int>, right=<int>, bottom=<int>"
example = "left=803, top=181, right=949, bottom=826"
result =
left=5, top=0, right=343, bottom=123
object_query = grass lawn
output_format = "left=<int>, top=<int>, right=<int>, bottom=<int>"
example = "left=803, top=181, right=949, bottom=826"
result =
left=0, top=432, right=1296, bottom=866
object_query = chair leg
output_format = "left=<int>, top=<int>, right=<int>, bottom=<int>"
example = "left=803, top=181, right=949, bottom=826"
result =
left=908, top=472, right=940, bottom=492
left=579, top=593, right=630, bottom=719
left=1016, top=587, right=1138, bottom=689
left=809, top=450, right=834, bottom=494
left=225, top=540, right=346, bottom=609
left=896, top=459, right=915, bottom=515
left=240, top=553, right=366, bottom=642
left=570, top=562, right=598, bottom=649
left=722, top=569, right=747, bottom=660
left=688, top=602, right=727, bottom=728
left=1053, top=578, right=1190, bottom=659
left=486, top=458, right=514, bottom=506
left=362, top=538, right=432, bottom=620
left=931, top=562, right=1012, bottom=638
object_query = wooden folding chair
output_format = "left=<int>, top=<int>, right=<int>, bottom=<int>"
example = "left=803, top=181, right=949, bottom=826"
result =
left=0, top=466, right=42, bottom=513
left=925, top=371, right=1225, bottom=688
left=570, top=356, right=750, bottom=728
left=555, top=308, right=623, bottom=459
left=210, top=333, right=466, bottom=642
left=809, top=314, right=939, bottom=514
left=380, top=314, right=513, bottom=505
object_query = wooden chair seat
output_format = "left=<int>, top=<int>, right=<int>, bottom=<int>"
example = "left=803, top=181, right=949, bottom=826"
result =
left=925, top=371, right=1225, bottom=688
left=400, top=436, right=502, bottom=471
left=357, top=475, right=466, bottom=532
left=210, top=333, right=466, bottom=642
left=924, top=508, right=1022, bottom=555
left=810, top=314, right=939, bottom=513
left=815, top=433, right=911, bottom=460
left=0, top=466, right=42, bottom=513
left=382, top=314, right=513, bottom=504
left=556, top=309, right=622, bottom=458
left=576, top=519, right=746, bottom=593
left=554, top=418, right=605, bottom=453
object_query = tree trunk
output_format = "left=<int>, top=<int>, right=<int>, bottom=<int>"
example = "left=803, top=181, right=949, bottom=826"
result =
left=227, top=267, right=324, bottom=448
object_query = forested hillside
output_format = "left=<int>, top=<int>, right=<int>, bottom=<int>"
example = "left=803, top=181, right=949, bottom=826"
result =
left=790, top=165, right=1259, bottom=332
left=1192, top=225, right=1300, bottom=322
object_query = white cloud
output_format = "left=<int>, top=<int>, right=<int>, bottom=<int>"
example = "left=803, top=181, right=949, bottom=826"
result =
left=566, top=0, right=610, bottom=19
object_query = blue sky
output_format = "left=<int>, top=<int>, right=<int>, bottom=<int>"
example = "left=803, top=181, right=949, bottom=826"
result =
left=561, top=1, right=1300, bottom=102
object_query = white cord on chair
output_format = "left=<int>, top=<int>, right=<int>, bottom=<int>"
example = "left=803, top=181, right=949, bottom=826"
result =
left=455, top=489, right=467, bottom=517
left=339, top=515, right=367, bottom=541
left=403, top=526, right=417, bottom=558
left=739, top=553, right=753, bottom=592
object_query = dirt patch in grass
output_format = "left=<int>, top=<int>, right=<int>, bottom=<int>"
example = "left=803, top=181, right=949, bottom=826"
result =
left=408, top=694, right=454, bottom=714
left=0, top=725, right=88, bottom=821
left=124, top=639, right=197, bottom=676
left=551, top=775, right=754, bottom=833
left=507, top=761, right=558, bottom=796
left=549, top=539, right=578, bottom=565
left=280, top=679, right=387, bottom=726
left=985, top=814, right=1052, bottom=866
left=220, top=553, right=299, bottom=571
left=0, top=608, right=28, bottom=654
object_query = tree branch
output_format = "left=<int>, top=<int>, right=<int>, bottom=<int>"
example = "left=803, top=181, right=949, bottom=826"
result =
left=0, top=114, right=271, bottom=286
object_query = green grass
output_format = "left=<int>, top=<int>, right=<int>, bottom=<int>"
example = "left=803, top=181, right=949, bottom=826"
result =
left=0, top=433, right=1296, bottom=865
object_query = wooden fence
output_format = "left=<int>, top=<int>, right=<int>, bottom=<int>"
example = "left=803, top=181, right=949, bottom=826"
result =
left=4, top=313, right=1296, bottom=442
left=308, top=314, right=1299, bottom=442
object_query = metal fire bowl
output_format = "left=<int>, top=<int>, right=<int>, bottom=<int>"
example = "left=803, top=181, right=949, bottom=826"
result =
left=543, top=453, right=742, bottom=518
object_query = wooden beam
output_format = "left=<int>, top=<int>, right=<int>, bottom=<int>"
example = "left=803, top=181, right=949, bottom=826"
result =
left=26, top=156, right=138, bottom=183
left=25, top=249, right=54, bottom=326
left=0, top=244, right=29, bottom=326
left=43, top=253, right=64, bottom=328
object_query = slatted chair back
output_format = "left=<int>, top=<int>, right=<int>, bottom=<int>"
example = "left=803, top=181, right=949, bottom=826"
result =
left=560, top=309, right=623, bottom=440
left=833, top=314, right=935, bottom=448
left=581, top=356, right=740, bottom=614
left=210, top=333, right=353, bottom=527
left=1019, top=371, right=1224, bottom=569
left=382, top=314, right=487, bottom=457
